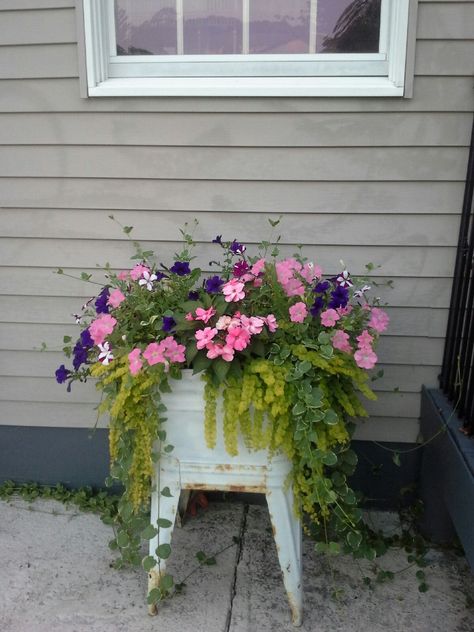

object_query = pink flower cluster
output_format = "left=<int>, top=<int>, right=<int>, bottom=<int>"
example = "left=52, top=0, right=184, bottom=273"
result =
left=128, top=336, right=186, bottom=375
left=194, top=312, right=278, bottom=362
left=354, top=329, right=377, bottom=370
left=276, top=258, right=322, bottom=297
left=89, top=314, right=117, bottom=346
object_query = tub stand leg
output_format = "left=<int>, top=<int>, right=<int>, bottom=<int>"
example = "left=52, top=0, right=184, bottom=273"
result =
left=266, top=486, right=303, bottom=626
left=147, top=464, right=181, bottom=615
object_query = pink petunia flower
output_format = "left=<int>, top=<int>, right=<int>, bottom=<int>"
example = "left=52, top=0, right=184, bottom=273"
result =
left=117, top=270, right=129, bottom=281
left=130, top=264, right=150, bottom=281
left=195, top=306, right=216, bottom=324
left=289, top=302, right=308, bottom=324
left=356, top=330, right=374, bottom=349
left=222, top=279, right=245, bottom=303
left=143, top=342, right=166, bottom=366
left=368, top=308, right=390, bottom=333
left=107, top=289, right=126, bottom=308
left=226, top=327, right=251, bottom=351
left=320, top=309, right=341, bottom=327
left=265, top=314, right=278, bottom=333
left=128, top=348, right=143, bottom=376
left=89, top=314, right=117, bottom=346
left=276, top=258, right=321, bottom=297
left=332, top=330, right=352, bottom=354
left=336, top=305, right=353, bottom=317
left=195, top=327, right=218, bottom=350
left=354, top=348, right=378, bottom=370
left=216, top=315, right=232, bottom=330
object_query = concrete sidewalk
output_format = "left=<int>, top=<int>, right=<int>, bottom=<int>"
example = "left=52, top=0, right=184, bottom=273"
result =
left=0, top=498, right=473, bottom=632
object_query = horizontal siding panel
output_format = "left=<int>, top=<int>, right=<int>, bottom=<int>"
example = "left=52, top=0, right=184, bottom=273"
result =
left=0, top=112, right=471, bottom=147
left=0, top=77, right=472, bottom=113
left=0, top=210, right=460, bottom=247
left=0, top=178, right=465, bottom=214
left=0, top=323, right=446, bottom=365
left=415, top=41, right=474, bottom=76
left=0, top=44, right=77, bottom=79
left=0, top=351, right=439, bottom=392
left=0, top=146, right=468, bottom=181
left=0, top=9, right=76, bottom=45
left=0, top=239, right=457, bottom=277
left=0, top=377, right=422, bottom=417
left=0, top=297, right=449, bottom=338
left=0, top=269, right=454, bottom=309
left=353, top=417, right=420, bottom=443
left=417, top=3, right=474, bottom=39
left=0, top=1, right=74, bottom=8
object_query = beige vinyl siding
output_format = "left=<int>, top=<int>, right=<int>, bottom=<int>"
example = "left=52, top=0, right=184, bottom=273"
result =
left=0, top=0, right=473, bottom=443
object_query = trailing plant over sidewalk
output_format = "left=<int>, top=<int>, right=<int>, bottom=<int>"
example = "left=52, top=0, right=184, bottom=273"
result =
left=54, top=217, right=390, bottom=604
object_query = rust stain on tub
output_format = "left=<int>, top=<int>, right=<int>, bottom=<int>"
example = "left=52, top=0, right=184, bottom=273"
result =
left=182, top=483, right=266, bottom=493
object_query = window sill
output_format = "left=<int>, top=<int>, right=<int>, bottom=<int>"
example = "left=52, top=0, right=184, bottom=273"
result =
left=87, top=76, right=405, bottom=98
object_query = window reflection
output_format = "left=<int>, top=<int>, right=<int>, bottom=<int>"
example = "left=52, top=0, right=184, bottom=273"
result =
left=183, top=0, right=242, bottom=55
left=115, top=0, right=177, bottom=55
left=249, top=1, right=310, bottom=54
left=318, top=0, right=381, bottom=53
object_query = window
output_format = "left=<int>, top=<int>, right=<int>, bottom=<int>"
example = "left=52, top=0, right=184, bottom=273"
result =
left=81, top=0, right=412, bottom=97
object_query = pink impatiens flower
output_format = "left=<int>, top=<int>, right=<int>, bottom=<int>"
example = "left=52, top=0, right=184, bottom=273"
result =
left=222, top=279, right=245, bottom=303
left=185, top=312, right=194, bottom=321
left=320, top=309, right=341, bottom=328
left=226, top=327, right=251, bottom=351
left=354, top=348, right=378, bottom=370
left=332, top=330, right=352, bottom=354
left=206, top=342, right=234, bottom=362
left=289, top=302, right=308, bottom=324
left=195, top=327, right=218, bottom=350
left=195, top=306, right=216, bottom=324
left=161, top=336, right=186, bottom=363
left=89, top=314, right=117, bottom=346
left=368, top=308, right=390, bottom=333
left=107, top=289, right=126, bottom=308
left=265, top=314, right=278, bottom=333
left=240, top=315, right=264, bottom=335
left=216, top=315, right=232, bottom=330
left=128, top=348, right=143, bottom=376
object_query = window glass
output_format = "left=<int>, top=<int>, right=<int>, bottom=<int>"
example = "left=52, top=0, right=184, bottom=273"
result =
left=249, top=1, right=310, bottom=55
left=183, top=0, right=243, bottom=55
left=115, top=0, right=177, bottom=55
left=317, top=0, right=381, bottom=53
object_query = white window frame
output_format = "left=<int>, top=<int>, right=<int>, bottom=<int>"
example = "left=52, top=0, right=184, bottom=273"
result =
left=81, top=0, right=412, bottom=97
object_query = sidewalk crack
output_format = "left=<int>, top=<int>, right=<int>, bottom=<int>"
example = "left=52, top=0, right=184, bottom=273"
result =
left=224, top=503, right=249, bottom=632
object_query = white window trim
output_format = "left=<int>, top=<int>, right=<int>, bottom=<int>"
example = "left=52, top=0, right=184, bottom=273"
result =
left=81, top=0, right=411, bottom=98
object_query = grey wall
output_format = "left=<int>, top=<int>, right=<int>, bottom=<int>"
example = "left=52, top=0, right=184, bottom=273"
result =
left=0, top=0, right=473, bottom=446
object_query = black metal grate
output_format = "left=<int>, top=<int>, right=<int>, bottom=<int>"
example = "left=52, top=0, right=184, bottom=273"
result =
left=440, top=115, right=474, bottom=434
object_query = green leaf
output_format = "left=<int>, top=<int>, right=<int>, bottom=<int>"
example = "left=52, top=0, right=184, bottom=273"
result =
left=164, top=444, right=174, bottom=453
left=418, top=582, right=428, bottom=593
left=315, top=542, right=328, bottom=554
left=321, top=451, right=338, bottom=466
left=119, top=501, right=133, bottom=521
left=320, top=345, right=334, bottom=359
left=123, top=226, right=133, bottom=234
left=157, top=518, right=173, bottom=528
left=317, top=331, right=331, bottom=345
left=142, top=555, right=157, bottom=571
left=157, top=430, right=167, bottom=441
left=416, top=570, right=425, bottom=580
left=292, top=401, right=306, bottom=416
left=63, top=335, right=72, bottom=343
left=195, top=550, right=206, bottom=562
left=147, top=588, right=162, bottom=605
left=159, top=574, right=174, bottom=592
left=80, top=272, right=92, bottom=281
left=347, top=531, right=362, bottom=550
left=204, top=556, right=217, bottom=566
left=323, top=410, right=339, bottom=426
left=297, top=360, right=312, bottom=374
left=213, top=358, right=230, bottom=383
left=192, top=351, right=212, bottom=374
left=161, top=487, right=173, bottom=498
left=141, top=524, right=158, bottom=540
left=156, top=543, right=172, bottom=559
left=392, top=452, right=401, bottom=467
left=329, top=541, right=341, bottom=555
left=117, top=532, right=129, bottom=548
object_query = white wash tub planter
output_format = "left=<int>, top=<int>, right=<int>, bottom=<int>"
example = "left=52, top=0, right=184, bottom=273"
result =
left=148, top=370, right=303, bottom=626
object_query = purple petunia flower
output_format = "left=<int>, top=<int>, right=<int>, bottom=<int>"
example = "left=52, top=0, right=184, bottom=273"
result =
left=162, top=316, right=176, bottom=332
left=313, top=281, right=330, bottom=294
left=233, top=261, right=250, bottom=277
left=230, top=240, right=246, bottom=255
left=55, top=364, right=71, bottom=384
left=328, top=285, right=349, bottom=310
left=310, top=296, right=324, bottom=317
left=188, top=290, right=200, bottom=301
left=205, top=275, right=224, bottom=294
left=170, top=261, right=191, bottom=276
left=95, top=287, right=110, bottom=314
left=72, top=341, right=89, bottom=371
left=80, top=328, right=94, bottom=349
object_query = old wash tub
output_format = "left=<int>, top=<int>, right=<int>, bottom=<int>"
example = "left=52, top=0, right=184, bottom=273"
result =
left=148, top=370, right=303, bottom=626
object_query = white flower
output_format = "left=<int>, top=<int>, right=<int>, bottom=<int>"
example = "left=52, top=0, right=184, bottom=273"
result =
left=353, top=284, right=371, bottom=298
left=336, top=270, right=353, bottom=288
left=98, top=342, right=114, bottom=365
left=138, top=270, right=157, bottom=291
left=72, top=313, right=82, bottom=324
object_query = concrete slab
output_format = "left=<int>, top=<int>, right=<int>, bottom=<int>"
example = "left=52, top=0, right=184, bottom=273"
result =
left=0, top=498, right=473, bottom=632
